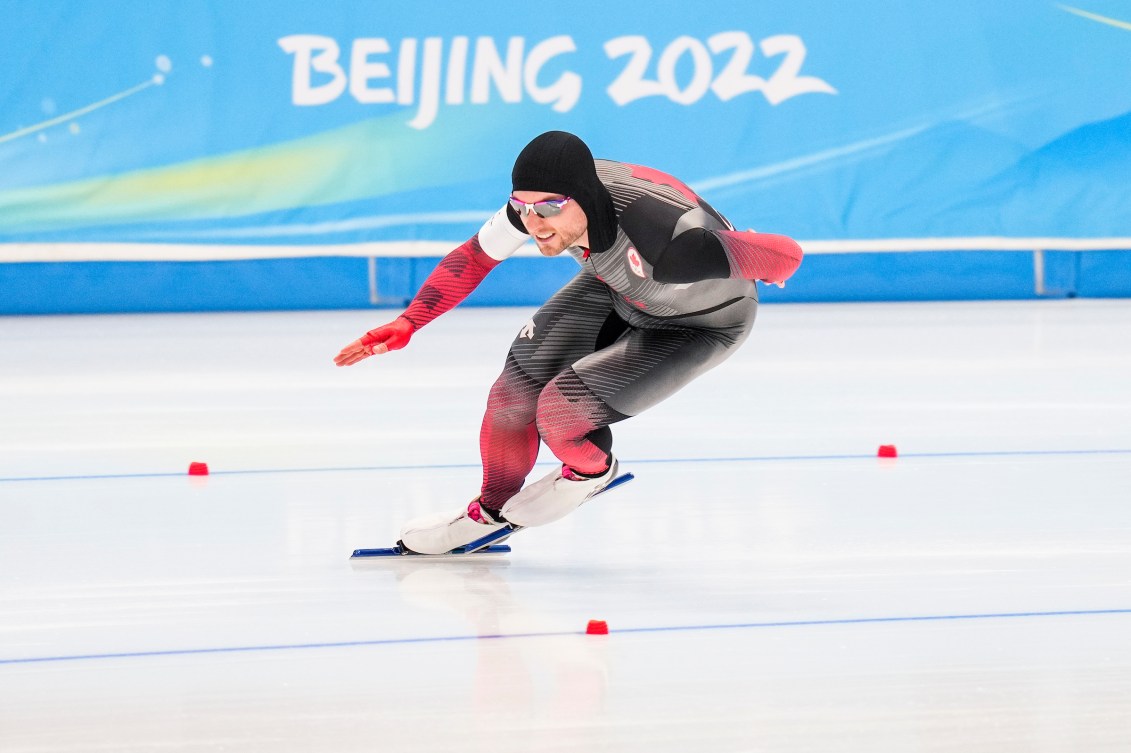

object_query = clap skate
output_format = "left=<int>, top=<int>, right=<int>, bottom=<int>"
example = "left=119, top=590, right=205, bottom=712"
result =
left=350, top=463, right=634, bottom=559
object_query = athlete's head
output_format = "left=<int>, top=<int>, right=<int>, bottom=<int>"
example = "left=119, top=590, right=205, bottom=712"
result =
left=511, top=131, right=617, bottom=256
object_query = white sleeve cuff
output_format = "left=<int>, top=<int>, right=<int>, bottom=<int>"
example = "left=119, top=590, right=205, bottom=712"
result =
left=477, top=206, right=529, bottom=261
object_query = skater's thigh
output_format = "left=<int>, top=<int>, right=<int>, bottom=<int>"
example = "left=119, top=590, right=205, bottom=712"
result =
left=571, top=321, right=752, bottom=417
left=507, top=272, right=623, bottom=384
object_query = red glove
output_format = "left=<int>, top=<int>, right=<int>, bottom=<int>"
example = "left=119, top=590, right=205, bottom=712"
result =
left=334, top=317, right=414, bottom=366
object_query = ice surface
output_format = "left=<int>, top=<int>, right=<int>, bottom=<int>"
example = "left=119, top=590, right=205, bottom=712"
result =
left=2, top=300, right=1130, bottom=752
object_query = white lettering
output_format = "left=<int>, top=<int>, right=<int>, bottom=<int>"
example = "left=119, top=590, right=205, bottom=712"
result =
left=656, top=36, right=712, bottom=105
left=604, top=32, right=835, bottom=108
left=604, top=36, right=666, bottom=105
left=278, top=34, right=347, bottom=106
left=408, top=38, right=444, bottom=129
left=349, top=38, right=395, bottom=104
left=446, top=36, right=469, bottom=105
left=279, top=31, right=828, bottom=127
left=470, top=37, right=523, bottom=104
left=707, top=32, right=765, bottom=101
left=396, top=39, right=416, bottom=104
left=759, top=35, right=837, bottom=105
left=524, top=35, right=581, bottom=112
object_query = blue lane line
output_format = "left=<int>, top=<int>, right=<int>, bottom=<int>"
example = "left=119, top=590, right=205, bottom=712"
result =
left=2, top=448, right=1130, bottom=484
left=2, top=608, right=1128, bottom=667
left=0, top=464, right=479, bottom=484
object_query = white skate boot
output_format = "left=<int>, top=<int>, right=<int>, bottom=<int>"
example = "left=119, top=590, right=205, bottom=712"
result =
left=398, top=498, right=508, bottom=555
left=500, top=456, right=619, bottom=528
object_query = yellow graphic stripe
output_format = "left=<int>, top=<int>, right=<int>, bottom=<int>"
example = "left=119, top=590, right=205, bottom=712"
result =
left=0, top=112, right=506, bottom=231
left=1058, top=4, right=1131, bottom=32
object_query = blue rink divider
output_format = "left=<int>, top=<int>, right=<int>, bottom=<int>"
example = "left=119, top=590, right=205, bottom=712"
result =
left=1, top=250, right=1128, bottom=315
left=4, top=447, right=1129, bottom=485
left=4, top=608, right=1130, bottom=666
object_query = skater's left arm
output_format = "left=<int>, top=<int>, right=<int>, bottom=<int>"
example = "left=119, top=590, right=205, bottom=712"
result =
left=649, top=227, right=804, bottom=287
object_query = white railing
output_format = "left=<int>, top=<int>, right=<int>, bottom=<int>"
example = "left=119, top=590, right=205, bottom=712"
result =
left=2, top=238, right=1127, bottom=303
left=3, top=237, right=1129, bottom=263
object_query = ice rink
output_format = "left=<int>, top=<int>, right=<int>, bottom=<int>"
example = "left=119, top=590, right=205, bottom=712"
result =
left=2, top=299, right=1130, bottom=752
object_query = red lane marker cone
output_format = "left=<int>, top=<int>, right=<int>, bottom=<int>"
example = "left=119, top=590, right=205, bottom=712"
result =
left=877, top=445, right=898, bottom=458
left=585, top=619, right=609, bottom=635
left=188, top=462, right=210, bottom=476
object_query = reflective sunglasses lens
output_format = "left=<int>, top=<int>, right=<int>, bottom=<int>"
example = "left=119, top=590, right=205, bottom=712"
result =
left=532, top=201, right=565, bottom=218
left=508, top=197, right=567, bottom=218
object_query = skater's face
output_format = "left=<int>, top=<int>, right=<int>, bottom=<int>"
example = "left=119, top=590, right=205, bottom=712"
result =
left=510, top=190, right=589, bottom=256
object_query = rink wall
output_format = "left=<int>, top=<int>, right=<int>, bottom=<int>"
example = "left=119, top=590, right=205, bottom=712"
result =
left=2, top=245, right=1129, bottom=315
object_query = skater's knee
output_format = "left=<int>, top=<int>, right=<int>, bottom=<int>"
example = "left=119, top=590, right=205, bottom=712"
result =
left=486, top=384, right=536, bottom=431
left=486, top=401, right=535, bottom=433
left=535, top=370, right=593, bottom=446
left=484, top=360, right=540, bottom=430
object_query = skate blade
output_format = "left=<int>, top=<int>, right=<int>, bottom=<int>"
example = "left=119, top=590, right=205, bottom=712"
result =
left=350, top=471, right=634, bottom=560
left=350, top=544, right=512, bottom=559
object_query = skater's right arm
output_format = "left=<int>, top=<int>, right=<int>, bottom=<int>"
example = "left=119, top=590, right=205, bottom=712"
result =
left=333, top=207, right=529, bottom=366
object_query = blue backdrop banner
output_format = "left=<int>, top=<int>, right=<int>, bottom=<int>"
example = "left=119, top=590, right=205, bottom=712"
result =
left=2, top=0, right=1130, bottom=248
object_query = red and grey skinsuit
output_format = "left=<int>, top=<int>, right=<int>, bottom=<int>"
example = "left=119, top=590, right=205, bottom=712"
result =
left=396, top=160, right=803, bottom=512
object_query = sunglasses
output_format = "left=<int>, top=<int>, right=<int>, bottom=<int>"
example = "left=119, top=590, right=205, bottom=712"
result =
left=508, top=196, right=572, bottom=218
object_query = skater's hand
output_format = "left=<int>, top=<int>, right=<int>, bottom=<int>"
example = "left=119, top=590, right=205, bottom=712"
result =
left=334, top=317, right=414, bottom=366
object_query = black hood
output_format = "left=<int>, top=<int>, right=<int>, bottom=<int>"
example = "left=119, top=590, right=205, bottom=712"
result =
left=510, top=131, right=618, bottom=253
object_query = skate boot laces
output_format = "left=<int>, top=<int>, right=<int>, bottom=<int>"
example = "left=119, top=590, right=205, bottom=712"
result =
left=561, top=465, right=583, bottom=481
left=561, top=463, right=611, bottom=482
left=467, top=498, right=501, bottom=524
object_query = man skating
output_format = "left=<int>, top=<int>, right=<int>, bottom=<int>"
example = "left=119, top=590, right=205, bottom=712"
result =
left=335, top=131, right=803, bottom=554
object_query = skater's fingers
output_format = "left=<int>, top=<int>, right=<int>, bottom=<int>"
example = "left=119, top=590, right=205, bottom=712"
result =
left=334, top=342, right=371, bottom=366
left=335, top=340, right=394, bottom=366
